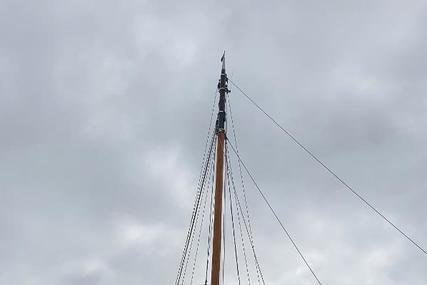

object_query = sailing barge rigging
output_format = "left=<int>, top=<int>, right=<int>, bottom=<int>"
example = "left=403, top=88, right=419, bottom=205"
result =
left=174, top=54, right=426, bottom=285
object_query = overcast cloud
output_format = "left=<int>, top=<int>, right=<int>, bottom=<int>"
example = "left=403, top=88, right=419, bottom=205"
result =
left=1, top=0, right=427, bottom=284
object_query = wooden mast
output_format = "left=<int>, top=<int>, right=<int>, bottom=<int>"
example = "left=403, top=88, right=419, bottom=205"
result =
left=210, top=53, right=229, bottom=285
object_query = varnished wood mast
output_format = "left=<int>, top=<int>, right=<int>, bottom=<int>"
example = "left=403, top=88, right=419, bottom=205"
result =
left=210, top=54, right=229, bottom=285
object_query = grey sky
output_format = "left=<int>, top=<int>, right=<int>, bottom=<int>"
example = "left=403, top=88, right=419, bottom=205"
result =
left=1, top=0, right=426, bottom=284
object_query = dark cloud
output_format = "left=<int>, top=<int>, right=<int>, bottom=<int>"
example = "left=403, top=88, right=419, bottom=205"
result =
left=1, top=0, right=426, bottom=284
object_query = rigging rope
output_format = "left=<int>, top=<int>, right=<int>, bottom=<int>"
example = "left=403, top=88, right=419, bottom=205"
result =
left=229, top=78, right=427, bottom=256
left=226, top=156, right=242, bottom=285
left=189, top=145, right=216, bottom=285
left=227, top=139, right=323, bottom=285
left=176, top=89, right=219, bottom=285
left=197, top=90, right=219, bottom=194
left=175, top=131, right=216, bottom=285
left=226, top=143, right=267, bottom=285
left=228, top=95, right=263, bottom=285
left=222, top=159, right=227, bottom=285
left=182, top=135, right=216, bottom=285
left=204, top=145, right=216, bottom=284
left=226, top=152, right=251, bottom=285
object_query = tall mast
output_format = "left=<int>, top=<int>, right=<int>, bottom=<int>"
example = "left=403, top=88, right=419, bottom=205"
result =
left=210, top=53, right=229, bottom=285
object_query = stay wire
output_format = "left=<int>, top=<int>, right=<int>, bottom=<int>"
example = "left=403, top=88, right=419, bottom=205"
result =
left=227, top=95, right=262, bottom=285
left=177, top=88, right=217, bottom=285
left=226, top=145, right=266, bottom=285
left=182, top=137, right=216, bottom=285
left=227, top=139, right=322, bottom=285
left=226, top=154, right=242, bottom=285
left=222, top=150, right=227, bottom=285
left=197, top=90, right=219, bottom=194
left=189, top=169, right=210, bottom=285
left=227, top=152, right=250, bottom=285
left=175, top=131, right=216, bottom=285
left=204, top=140, right=216, bottom=284
left=189, top=144, right=216, bottom=285
left=229, top=78, right=427, bottom=256
left=177, top=89, right=218, bottom=285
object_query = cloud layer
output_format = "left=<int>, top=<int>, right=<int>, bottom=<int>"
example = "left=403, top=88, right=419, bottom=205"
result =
left=1, top=0, right=426, bottom=284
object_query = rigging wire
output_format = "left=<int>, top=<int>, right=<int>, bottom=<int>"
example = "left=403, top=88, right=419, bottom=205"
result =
left=182, top=135, right=216, bottom=285
left=226, top=154, right=242, bottom=285
left=189, top=144, right=216, bottom=285
left=227, top=139, right=323, bottom=285
left=177, top=89, right=219, bottom=285
left=222, top=158, right=227, bottom=285
left=188, top=172, right=210, bottom=285
left=204, top=142, right=216, bottom=284
left=197, top=90, right=219, bottom=194
left=175, top=131, right=216, bottom=285
left=229, top=78, right=427, bottom=256
left=227, top=152, right=253, bottom=285
left=226, top=143, right=267, bottom=285
left=228, top=95, right=262, bottom=285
